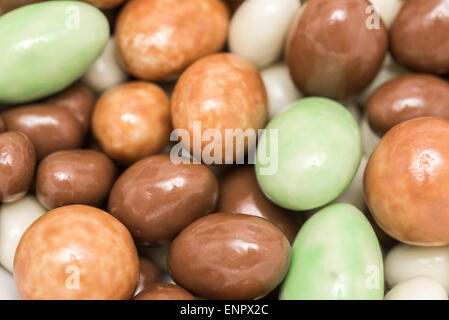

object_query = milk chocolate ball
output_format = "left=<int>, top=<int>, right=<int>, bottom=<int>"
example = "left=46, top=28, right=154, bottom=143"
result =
left=116, top=0, right=229, bottom=81
left=0, top=132, right=35, bottom=203
left=14, top=205, right=139, bottom=299
left=36, top=150, right=116, bottom=210
left=135, top=256, right=162, bottom=295
left=134, top=283, right=194, bottom=300
left=286, top=0, right=388, bottom=99
left=364, top=117, right=449, bottom=245
left=366, top=74, right=449, bottom=135
left=391, top=0, right=449, bottom=74
left=108, top=154, right=219, bottom=246
left=92, top=82, right=171, bottom=165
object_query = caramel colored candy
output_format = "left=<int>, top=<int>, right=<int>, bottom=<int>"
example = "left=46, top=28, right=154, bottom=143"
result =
left=364, top=117, right=449, bottom=245
left=168, top=213, right=291, bottom=300
left=286, top=0, right=388, bottom=99
left=2, top=104, right=83, bottom=161
left=171, top=53, right=268, bottom=164
left=366, top=74, right=449, bottom=136
left=82, top=0, right=126, bottom=9
left=36, top=150, right=116, bottom=210
left=391, top=0, right=449, bottom=74
left=0, top=132, right=35, bottom=203
left=116, top=0, right=229, bottom=81
left=135, top=256, right=162, bottom=295
left=108, top=154, right=219, bottom=246
left=14, top=205, right=139, bottom=300
left=134, top=283, right=194, bottom=300
left=92, top=82, right=171, bottom=165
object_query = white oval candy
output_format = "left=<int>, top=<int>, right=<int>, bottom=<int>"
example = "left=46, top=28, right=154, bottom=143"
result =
left=385, top=277, right=448, bottom=300
left=0, top=266, right=19, bottom=300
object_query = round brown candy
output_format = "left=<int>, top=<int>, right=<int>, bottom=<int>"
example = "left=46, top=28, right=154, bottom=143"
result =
left=134, top=283, right=195, bottom=300
left=285, top=0, right=388, bottom=99
left=218, top=166, right=300, bottom=244
left=134, top=255, right=162, bottom=295
left=366, top=74, right=449, bottom=136
left=36, top=149, right=116, bottom=210
left=116, top=0, right=229, bottom=81
left=92, top=82, right=171, bottom=165
left=108, top=154, right=219, bottom=246
left=14, top=205, right=139, bottom=299
left=168, top=213, right=291, bottom=300
left=81, top=0, right=126, bottom=9
left=0, top=131, right=36, bottom=203
left=364, top=117, right=449, bottom=246
left=391, top=0, right=449, bottom=74
left=2, top=104, right=83, bottom=161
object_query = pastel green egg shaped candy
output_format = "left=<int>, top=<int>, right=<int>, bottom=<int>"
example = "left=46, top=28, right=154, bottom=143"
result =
left=0, top=1, right=109, bottom=103
left=255, top=97, right=361, bottom=210
left=280, top=203, right=384, bottom=300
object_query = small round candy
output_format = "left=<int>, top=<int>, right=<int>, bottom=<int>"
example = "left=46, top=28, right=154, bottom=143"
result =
left=36, top=149, right=116, bottom=210
left=364, top=117, right=449, bottom=245
left=135, top=256, right=162, bottom=296
left=82, top=0, right=126, bottom=9
left=134, top=283, right=194, bottom=300
left=108, top=154, right=218, bottom=246
left=385, top=277, right=448, bottom=300
left=0, top=131, right=35, bottom=203
left=286, top=0, right=388, bottom=99
left=171, top=53, right=268, bottom=164
left=2, top=104, right=83, bottom=161
left=116, top=0, right=229, bottom=81
left=168, top=213, right=291, bottom=300
left=366, top=74, right=449, bottom=135
left=14, top=205, right=139, bottom=300
left=391, top=0, right=449, bottom=74
left=92, top=81, right=171, bottom=165
left=0, top=266, right=19, bottom=300
left=256, top=97, right=362, bottom=211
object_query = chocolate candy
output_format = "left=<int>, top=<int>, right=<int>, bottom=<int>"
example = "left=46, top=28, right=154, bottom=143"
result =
left=135, top=256, right=162, bottom=296
left=364, top=117, right=449, bottom=245
left=171, top=53, right=268, bottom=164
left=134, top=283, right=195, bottom=300
left=366, top=74, right=449, bottom=135
left=286, top=0, right=388, bottom=99
left=116, top=0, right=229, bottom=81
left=82, top=0, right=126, bottom=9
left=0, top=131, right=36, bottom=203
left=92, top=81, right=171, bottom=165
left=2, top=104, right=84, bottom=161
left=168, top=213, right=291, bottom=300
left=14, top=205, right=139, bottom=300
left=36, top=150, right=116, bottom=210
left=108, top=154, right=218, bottom=246
left=385, top=277, right=448, bottom=300
left=218, top=166, right=300, bottom=244
left=391, top=0, right=449, bottom=74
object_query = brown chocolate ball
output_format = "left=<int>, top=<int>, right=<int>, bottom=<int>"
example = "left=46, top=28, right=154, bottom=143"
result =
left=36, top=150, right=116, bottom=210
left=14, top=205, right=139, bottom=299
left=134, top=283, right=195, bottom=300
left=285, top=0, right=388, bottom=99
left=134, top=256, right=162, bottom=295
left=391, top=0, right=449, bottom=74
left=366, top=74, right=449, bottom=135
left=0, top=131, right=36, bottom=203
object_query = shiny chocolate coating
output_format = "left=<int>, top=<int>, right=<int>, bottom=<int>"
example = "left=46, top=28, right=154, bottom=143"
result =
left=36, top=150, right=116, bottom=210
left=391, top=0, right=449, bottom=74
left=116, top=0, right=229, bottom=81
left=168, top=213, right=291, bottom=300
left=14, top=205, right=139, bottom=299
left=364, top=117, right=449, bottom=245
left=134, top=283, right=195, bottom=300
left=108, top=154, right=219, bottom=246
left=218, top=166, right=300, bottom=243
left=366, top=74, right=449, bottom=135
left=135, top=255, right=162, bottom=295
left=0, top=131, right=35, bottom=203
left=2, top=104, right=83, bottom=161
left=286, top=0, right=388, bottom=99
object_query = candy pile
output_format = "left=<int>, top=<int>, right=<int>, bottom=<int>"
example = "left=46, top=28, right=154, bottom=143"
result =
left=0, top=0, right=448, bottom=301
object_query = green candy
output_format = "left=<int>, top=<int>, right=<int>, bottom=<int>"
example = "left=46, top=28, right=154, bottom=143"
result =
left=0, top=1, right=109, bottom=103
left=255, top=97, right=361, bottom=211
left=280, top=203, right=384, bottom=300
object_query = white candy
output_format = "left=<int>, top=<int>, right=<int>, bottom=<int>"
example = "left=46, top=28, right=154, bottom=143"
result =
left=385, top=277, right=448, bottom=300
left=333, top=156, right=367, bottom=210
left=0, top=266, right=19, bottom=300
left=0, top=195, right=46, bottom=273
left=368, top=0, right=404, bottom=29
left=385, top=244, right=449, bottom=293
left=229, top=0, right=301, bottom=68
left=261, top=63, right=303, bottom=119
left=361, top=116, right=380, bottom=157
left=82, top=37, right=129, bottom=93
